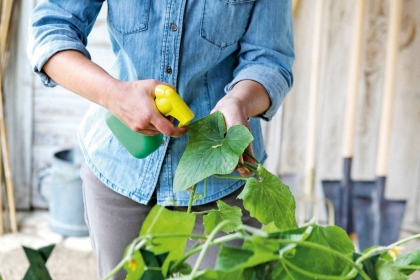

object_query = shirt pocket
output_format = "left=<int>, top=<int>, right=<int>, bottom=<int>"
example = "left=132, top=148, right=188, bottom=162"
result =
left=201, top=0, right=257, bottom=48
left=107, top=0, right=151, bottom=35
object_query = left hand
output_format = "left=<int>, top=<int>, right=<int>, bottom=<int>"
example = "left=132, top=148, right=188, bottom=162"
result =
left=211, top=80, right=270, bottom=177
left=211, top=96, right=254, bottom=177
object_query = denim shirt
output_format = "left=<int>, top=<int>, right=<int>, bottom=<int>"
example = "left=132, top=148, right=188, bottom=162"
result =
left=28, top=0, right=294, bottom=206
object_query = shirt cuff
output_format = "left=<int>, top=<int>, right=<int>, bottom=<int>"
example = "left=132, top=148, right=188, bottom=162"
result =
left=224, top=65, right=290, bottom=121
left=30, top=40, right=91, bottom=87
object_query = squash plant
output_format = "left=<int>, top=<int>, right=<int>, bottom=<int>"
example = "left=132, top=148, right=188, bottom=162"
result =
left=104, top=112, right=420, bottom=280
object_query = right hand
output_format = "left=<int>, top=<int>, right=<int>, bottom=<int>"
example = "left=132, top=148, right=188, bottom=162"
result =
left=105, top=79, right=188, bottom=138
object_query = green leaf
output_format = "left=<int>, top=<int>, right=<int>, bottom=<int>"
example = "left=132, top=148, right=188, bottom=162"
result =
left=194, top=269, right=245, bottom=280
left=242, top=261, right=279, bottom=280
left=236, top=235, right=281, bottom=271
left=353, top=252, right=379, bottom=280
left=203, top=200, right=243, bottom=234
left=139, top=205, right=196, bottom=277
left=274, top=225, right=355, bottom=279
left=168, top=260, right=192, bottom=275
left=215, top=245, right=254, bottom=271
left=261, top=222, right=281, bottom=233
left=174, top=111, right=253, bottom=192
left=375, top=258, right=408, bottom=280
left=237, top=164, right=297, bottom=230
left=195, top=237, right=280, bottom=280
left=22, top=245, right=55, bottom=280
left=124, top=249, right=144, bottom=280
left=393, top=249, right=420, bottom=275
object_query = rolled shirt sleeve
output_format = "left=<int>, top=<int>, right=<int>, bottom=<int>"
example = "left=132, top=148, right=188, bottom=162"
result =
left=225, top=0, right=295, bottom=121
left=27, top=0, right=104, bottom=87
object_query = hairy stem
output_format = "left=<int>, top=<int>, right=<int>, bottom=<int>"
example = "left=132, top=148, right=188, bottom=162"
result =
left=214, top=174, right=248, bottom=181
left=187, top=184, right=198, bottom=214
left=244, top=149, right=260, bottom=164
left=102, top=239, right=147, bottom=280
left=190, top=220, right=233, bottom=277
left=355, top=233, right=420, bottom=267
left=169, top=232, right=243, bottom=274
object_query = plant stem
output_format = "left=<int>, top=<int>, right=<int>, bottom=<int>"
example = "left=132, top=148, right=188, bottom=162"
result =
left=280, top=258, right=297, bottom=280
left=240, top=224, right=269, bottom=237
left=392, top=265, right=420, bottom=270
left=214, top=174, right=248, bottom=181
left=244, top=149, right=260, bottom=164
left=191, top=210, right=211, bottom=216
left=274, top=239, right=369, bottom=280
left=169, top=232, right=243, bottom=274
left=189, top=220, right=233, bottom=278
left=102, top=239, right=147, bottom=280
left=355, top=233, right=420, bottom=267
left=388, top=233, right=420, bottom=248
left=187, top=184, right=197, bottom=214
left=281, top=258, right=356, bottom=280
left=239, top=161, right=258, bottom=173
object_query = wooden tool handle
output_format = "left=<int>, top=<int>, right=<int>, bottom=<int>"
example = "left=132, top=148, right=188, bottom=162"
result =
left=342, top=0, right=367, bottom=158
left=304, top=0, right=324, bottom=196
left=375, top=0, right=403, bottom=176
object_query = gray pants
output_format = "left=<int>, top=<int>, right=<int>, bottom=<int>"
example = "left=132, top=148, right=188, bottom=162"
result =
left=80, top=163, right=261, bottom=280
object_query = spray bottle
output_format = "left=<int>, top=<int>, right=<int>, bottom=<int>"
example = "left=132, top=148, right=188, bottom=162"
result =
left=105, top=85, right=194, bottom=158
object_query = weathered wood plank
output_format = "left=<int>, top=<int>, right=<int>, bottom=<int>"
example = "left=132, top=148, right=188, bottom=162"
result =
left=3, top=1, right=36, bottom=209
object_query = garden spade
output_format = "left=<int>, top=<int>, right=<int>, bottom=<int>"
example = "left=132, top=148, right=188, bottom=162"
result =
left=321, top=0, right=366, bottom=237
left=353, top=0, right=406, bottom=251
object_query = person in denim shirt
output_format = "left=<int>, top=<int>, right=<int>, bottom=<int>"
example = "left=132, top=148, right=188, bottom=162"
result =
left=28, top=0, right=294, bottom=278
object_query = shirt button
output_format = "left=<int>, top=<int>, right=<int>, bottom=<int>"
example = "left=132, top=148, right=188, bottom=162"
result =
left=171, top=23, right=178, bottom=31
left=166, top=66, right=172, bottom=74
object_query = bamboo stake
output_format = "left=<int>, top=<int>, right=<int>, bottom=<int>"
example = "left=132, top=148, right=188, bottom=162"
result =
left=0, top=141, right=3, bottom=236
left=292, top=0, right=300, bottom=15
left=0, top=0, right=17, bottom=233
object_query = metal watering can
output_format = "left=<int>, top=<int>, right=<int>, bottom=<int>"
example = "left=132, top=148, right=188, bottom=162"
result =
left=38, top=147, right=88, bottom=237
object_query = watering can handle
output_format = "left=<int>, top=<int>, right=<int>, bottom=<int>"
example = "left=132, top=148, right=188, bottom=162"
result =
left=37, top=166, right=53, bottom=203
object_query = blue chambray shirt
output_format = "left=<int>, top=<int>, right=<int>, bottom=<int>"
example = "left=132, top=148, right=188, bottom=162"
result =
left=28, top=0, right=294, bottom=206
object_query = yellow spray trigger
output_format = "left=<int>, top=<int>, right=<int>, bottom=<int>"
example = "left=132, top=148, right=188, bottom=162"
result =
left=155, top=85, right=195, bottom=126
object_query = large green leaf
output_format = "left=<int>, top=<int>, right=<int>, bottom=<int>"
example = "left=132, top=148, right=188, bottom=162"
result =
left=375, top=258, right=408, bottom=280
left=174, top=111, right=253, bottom=192
left=139, top=205, right=196, bottom=277
left=274, top=224, right=355, bottom=279
left=237, top=164, right=297, bottom=230
left=215, top=245, right=254, bottom=271
left=203, top=200, right=243, bottom=234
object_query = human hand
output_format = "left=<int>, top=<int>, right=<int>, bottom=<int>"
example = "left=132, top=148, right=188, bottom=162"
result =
left=211, top=95, right=255, bottom=177
left=105, top=79, right=188, bottom=137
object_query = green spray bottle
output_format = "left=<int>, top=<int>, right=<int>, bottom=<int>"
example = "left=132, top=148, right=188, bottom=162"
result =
left=105, top=85, right=194, bottom=158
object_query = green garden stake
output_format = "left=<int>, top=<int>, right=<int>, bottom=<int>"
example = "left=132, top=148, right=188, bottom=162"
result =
left=22, top=244, right=55, bottom=280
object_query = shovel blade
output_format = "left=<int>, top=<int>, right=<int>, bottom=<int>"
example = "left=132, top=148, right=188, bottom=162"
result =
left=322, top=181, right=341, bottom=226
left=353, top=181, right=376, bottom=251
left=353, top=180, right=406, bottom=251
left=322, top=180, right=354, bottom=234
left=380, top=199, right=406, bottom=246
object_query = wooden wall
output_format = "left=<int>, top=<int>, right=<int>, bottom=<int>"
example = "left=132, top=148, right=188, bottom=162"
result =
left=5, top=1, right=420, bottom=232
left=5, top=1, right=114, bottom=209
left=273, top=0, right=420, bottom=227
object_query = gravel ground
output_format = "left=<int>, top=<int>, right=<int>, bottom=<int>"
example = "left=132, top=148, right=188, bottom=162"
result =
left=0, top=211, right=97, bottom=280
